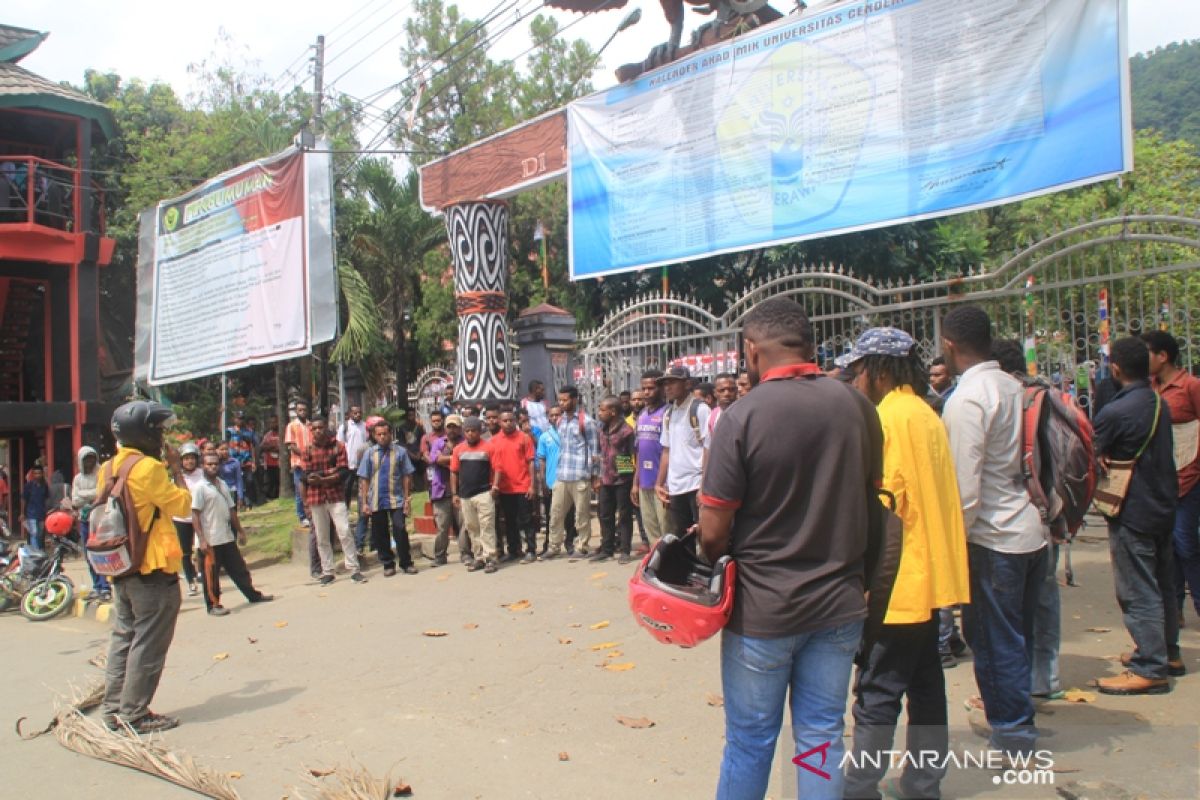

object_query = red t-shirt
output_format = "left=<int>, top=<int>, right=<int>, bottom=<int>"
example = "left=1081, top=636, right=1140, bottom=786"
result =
left=1154, top=369, right=1200, bottom=497
left=488, top=430, right=535, bottom=494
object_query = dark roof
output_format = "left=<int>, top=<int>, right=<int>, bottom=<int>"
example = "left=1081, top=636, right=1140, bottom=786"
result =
left=0, top=60, right=115, bottom=140
left=0, top=25, right=47, bottom=64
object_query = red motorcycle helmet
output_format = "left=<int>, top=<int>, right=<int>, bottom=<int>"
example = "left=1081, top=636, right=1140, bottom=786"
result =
left=628, top=533, right=736, bottom=648
left=44, top=510, right=75, bottom=538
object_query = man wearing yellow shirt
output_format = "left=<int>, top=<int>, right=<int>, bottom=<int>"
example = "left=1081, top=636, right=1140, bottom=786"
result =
left=100, top=401, right=194, bottom=735
left=838, top=328, right=970, bottom=800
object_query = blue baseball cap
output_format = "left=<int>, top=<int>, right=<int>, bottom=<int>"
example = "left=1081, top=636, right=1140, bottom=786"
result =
left=835, top=327, right=917, bottom=369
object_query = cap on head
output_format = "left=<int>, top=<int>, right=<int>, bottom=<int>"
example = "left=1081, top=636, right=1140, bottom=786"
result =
left=446, top=414, right=464, bottom=427
left=656, top=366, right=691, bottom=384
left=835, top=327, right=916, bottom=369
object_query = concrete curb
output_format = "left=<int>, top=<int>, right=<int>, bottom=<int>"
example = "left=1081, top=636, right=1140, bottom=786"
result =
left=71, top=596, right=113, bottom=624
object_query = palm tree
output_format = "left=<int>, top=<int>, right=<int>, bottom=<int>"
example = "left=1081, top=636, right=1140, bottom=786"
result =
left=342, top=160, right=445, bottom=408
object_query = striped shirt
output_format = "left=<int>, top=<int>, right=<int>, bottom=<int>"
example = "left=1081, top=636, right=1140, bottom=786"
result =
left=357, top=443, right=415, bottom=512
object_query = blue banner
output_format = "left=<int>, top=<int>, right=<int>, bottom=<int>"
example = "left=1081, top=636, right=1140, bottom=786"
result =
left=568, top=0, right=1130, bottom=279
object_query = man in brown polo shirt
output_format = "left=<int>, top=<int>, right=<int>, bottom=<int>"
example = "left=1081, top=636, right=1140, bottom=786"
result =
left=700, top=297, right=884, bottom=800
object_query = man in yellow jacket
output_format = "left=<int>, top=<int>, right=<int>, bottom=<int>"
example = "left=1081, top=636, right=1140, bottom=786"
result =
left=838, top=328, right=971, bottom=800
left=99, top=401, right=193, bottom=734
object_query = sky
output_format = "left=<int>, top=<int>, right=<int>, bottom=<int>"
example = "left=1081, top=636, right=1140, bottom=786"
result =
left=7, top=0, right=1198, bottom=154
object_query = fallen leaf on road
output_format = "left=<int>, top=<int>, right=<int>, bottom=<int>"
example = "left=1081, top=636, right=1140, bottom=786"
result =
left=568, top=623, right=582, bottom=628
left=616, top=715, right=654, bottom=728
left=213, top=652, right=229, bottom=661
left=590, top=641, right=621, bottom=651
left=392, top=782, right=413, bottom=797
left=605, top=650, right=624, bottom=659
left=558, top=752, right=570, bottom=761
left=1085, top=627, right=1112, bottom=633
left=437, top=574, right=450, bottom=582
left=1063, top=689, right=1097, bottom=703
left=590, top=620, right=610, bottom=630
left=605, top=662, right=636, bottom=672
left=503, top=599, right=532, bottom=611
left=589, top=572, right=608, bottom=580
left=228, top=771, right=243, bottom=779
left=706, top=693, right=724, bottom=707
left=275, top=621, right=288, bottom=628
left=246, top=636, right=258, bottom=644
left=463, top=623, right=479, bottom=630
left=422, top=630, right=449, bottom=637
left=558, top=637, right=573, bottom=645
left=307, top=767, right=335, bottom=778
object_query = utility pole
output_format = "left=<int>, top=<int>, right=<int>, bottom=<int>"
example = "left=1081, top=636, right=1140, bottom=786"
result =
left=311, top=34, right=329, bottom=421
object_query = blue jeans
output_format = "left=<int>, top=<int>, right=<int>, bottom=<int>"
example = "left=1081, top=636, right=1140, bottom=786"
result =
left=717, top=621, right=863, bottom=800
left=1109, top=520, right=1178, bottom=679
left=937, top=606, right=962, bottom=651
left=1172, top=482, right=1200, bottom=616
left=292, top=468, right=307, bottom=523
left=23, top=518, right=44, bottom=551
left=81, top=520, right=110, bottom=594
left=962, top=543, right=1048, bottom=756
left=1031, top=544, right=1061, bottom=696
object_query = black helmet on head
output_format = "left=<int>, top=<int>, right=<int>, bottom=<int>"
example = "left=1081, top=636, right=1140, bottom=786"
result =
left=111, top=401, right=176, bottom=455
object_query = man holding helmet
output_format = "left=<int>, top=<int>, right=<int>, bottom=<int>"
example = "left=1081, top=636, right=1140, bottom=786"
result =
left=100, top=400, right=194, bottom=734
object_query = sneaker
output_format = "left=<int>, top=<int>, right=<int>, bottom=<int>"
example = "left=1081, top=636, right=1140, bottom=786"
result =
left=948, top=637, right=969, bottom=658
left=484, top=560, right=498, bottom=574
left=540, top=548, right=562, bottom=561
left=617, top=553, right=632, bottom=565
left=1120, top=650, right=1186, bottom=677
left=500, top=553, right=519, bottom=563
left=1032, top=690, right=1066, bottom=700
left=435, top=555, right=448, bottom=566
left=383, top=567, right=397, bottom=577
left=250, top=595, right=274, bottom=603
left=404, top=566, right=419, bottom=575
left=521, top=553, right=537, bottom=564
left=187, top=582, right=199, bottom=596
left=590, top=551, right=612, bottom=562
left=319, top=574, right=335, bottom=586
left=311, top=571, right=322, bottom=581
left=1095, top=670, right=1171, bottom=695
left=129, top=712, right=179, bottom=734
left=940, top=649, right=957, bottom=669
left=467, top=559, right=484, bottom=572
left=208, top=606, right=230, bottom=617
left=351, top=572, right=368, bottom=584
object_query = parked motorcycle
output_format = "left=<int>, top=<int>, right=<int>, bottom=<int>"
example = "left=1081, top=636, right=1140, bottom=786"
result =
left=0, top=532, right=77, bottom=621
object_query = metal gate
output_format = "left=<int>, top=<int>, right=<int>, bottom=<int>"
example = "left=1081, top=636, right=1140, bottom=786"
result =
left=579, top=215, right=1200, bottom=412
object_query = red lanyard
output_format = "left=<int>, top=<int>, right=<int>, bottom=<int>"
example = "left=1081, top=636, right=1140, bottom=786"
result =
left=759, top=363, right=823, bottom=383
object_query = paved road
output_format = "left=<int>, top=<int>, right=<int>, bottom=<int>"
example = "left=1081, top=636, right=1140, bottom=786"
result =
left=2, top=526, right=1198, bottom=799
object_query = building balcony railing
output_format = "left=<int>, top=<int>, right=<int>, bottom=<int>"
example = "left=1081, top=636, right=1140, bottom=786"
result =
left=0, top=154, right=106, bottom=236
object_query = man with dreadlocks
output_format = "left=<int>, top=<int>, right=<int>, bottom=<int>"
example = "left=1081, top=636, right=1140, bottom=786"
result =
left=837, top=328, right=970, bottom=800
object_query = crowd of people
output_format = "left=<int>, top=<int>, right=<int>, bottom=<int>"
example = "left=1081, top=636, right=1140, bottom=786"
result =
left=7, top=295, right=1196, bottom=798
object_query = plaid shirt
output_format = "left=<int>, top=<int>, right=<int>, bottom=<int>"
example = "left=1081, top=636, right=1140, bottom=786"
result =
left=598, top=420, right=635, bottom=485
left=555, top=410, right=600, bottom=482
left=300, top=438, right=348, bottom=507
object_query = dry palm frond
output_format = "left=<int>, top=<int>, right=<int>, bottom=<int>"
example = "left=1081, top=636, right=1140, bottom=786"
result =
left=52, top=710, right=241, bottom=800
left=16, top=679, right=104, bottom=739
left=89, top=650, right=108, bottom=669
left=293, top=761, right=394, bottom=800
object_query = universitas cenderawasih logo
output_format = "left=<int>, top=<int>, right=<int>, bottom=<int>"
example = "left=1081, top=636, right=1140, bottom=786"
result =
left=162, top=206, right=181, bottom=232
left=715, top=36, right=871, bottom=228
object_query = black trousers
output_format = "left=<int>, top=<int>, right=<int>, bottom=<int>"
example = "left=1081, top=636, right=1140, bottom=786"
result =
left=263, top=466, right=280, bottom=499
left=844, top=618, right=948, bottom=800
left=173, top=520, right=197, bottom=585
left=668, top=490, right=700, bottom=538
left=371, top=509, right=413, bottom=569
left=598, top=481, right=634, bottom=556
left=497, top=493, right=536, bottom=557
left=199, top=542, right=264, bottom=610
left=242, top=468, right=258, bottom=507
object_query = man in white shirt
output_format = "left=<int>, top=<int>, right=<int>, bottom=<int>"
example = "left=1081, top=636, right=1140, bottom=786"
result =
left=654, top=366, right=710, bottom=537
left=336, top=405, right=370, bottom=551
left=192, top=453, right=272, bottom=616
left=940, top=305, right=1048, bottom=759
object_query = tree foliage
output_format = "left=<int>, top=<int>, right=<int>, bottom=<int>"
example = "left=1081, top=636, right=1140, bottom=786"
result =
left=1131, top=39, right=1200, bottom=152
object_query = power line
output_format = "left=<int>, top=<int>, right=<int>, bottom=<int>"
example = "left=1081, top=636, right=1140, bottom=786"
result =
left=327, top=0, right=395, bottom=39
left=324, top=5, right=413, bottom=73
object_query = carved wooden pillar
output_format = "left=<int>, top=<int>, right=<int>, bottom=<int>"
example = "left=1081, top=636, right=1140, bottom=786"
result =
left=444, top=200, right=515, bottom=404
